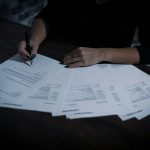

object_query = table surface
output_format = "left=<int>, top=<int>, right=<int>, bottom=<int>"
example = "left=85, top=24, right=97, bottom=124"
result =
left=0, top=17, right=150, bottom=149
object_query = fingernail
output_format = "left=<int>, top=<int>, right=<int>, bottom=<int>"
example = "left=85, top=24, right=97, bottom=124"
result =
left=65, top=65, right=69, bottom=68
left=30, top=54, right=36, bottom=59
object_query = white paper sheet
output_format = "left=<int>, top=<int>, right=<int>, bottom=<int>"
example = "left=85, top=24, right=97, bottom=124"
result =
left=107, top=64, right=150, bottom=121
left=0, top=53, right=64, bottom=105
left=63, top=65, right=118, bottom=119
left=5, top=69, right=72, bottom=115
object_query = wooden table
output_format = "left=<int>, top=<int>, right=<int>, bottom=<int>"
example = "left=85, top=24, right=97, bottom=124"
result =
left=0, top=17, right=150, bottom=149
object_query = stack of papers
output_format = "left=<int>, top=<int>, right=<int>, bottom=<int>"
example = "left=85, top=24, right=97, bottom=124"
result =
left=0, top=54, right=150, bottom=121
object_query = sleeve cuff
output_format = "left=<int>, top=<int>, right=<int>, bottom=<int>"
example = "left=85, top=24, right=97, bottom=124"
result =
left=135, top=46, right=150, bottom=64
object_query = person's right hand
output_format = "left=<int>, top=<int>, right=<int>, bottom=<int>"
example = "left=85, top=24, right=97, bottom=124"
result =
left=17, top=39, right=39, bottom=60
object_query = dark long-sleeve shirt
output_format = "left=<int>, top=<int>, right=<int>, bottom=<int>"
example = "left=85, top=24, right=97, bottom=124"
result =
left=36, top=0, right=150, bottom=63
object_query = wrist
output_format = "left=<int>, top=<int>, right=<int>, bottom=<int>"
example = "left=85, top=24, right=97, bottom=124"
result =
left=98, top=48, right=111, bottom=62
left=30, top=37, right=40, bottom=46
left=98, top=47, right=140, bottom=64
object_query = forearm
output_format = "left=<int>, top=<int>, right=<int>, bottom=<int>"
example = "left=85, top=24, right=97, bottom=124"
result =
left=101, top=47, right=140, bottom=64
left=30, top=18, right=47, bottom=45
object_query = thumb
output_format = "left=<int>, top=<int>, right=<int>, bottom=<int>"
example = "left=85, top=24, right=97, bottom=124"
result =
left=31, top=46, right=38, bottom=55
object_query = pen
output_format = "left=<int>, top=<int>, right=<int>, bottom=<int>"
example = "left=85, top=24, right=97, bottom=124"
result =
left=25, top=30, right=36, bottom=65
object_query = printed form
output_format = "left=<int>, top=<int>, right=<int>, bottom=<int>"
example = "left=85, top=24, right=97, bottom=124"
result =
left=0, top=54, right=64, bottom=105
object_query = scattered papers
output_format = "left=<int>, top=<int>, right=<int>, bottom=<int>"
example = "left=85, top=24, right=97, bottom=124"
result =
left=0, top=53, right=150, bottom=121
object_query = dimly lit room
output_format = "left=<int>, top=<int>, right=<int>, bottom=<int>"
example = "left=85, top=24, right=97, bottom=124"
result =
left=0, top=0, right=150, bottom=149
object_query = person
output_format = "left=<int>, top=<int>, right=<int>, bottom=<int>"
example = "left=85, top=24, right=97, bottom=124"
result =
left=17, top=0, right=150, bottom=68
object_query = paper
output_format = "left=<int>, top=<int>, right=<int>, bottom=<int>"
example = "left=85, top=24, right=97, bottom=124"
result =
left=0, top=53, right=150, bottom=121
left=23, top=69, right=72, bottom=115
left=0, top=53, right=64, bottom=105
left=105, top=64, right=150, bottom=120
left=62, top=65, right=118, bottom=119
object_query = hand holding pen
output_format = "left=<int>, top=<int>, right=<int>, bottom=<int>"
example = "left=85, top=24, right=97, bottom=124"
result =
left=17, top=30, right=39, bottom=65
left=25, top=30, right=36, bottom=65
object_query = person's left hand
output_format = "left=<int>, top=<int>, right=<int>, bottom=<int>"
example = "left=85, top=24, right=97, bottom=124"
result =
left=63, top=47, right=102, bottom=67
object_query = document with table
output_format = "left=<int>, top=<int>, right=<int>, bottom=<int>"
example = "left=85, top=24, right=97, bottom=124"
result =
left=0, top=53, right=150, bottom=121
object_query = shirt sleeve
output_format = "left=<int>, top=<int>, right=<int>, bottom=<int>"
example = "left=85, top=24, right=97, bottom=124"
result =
left=35, top=0, right=58, bottom=34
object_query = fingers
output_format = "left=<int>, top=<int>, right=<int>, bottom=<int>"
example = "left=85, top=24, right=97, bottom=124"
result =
left=17, top=40, right=38, bottom=60
left=30, top=46, right=38, bottom=59
left=64, top=49, right=79, bottom=58
left=63, top=47, right=101, bottom=68
left=63, top=50, right=80, bottom=62
left=30, top=41, right=38, bottom=55
left=63, top=47, right=86, bottom=68
left=68, top=61, right=82, bottom=68
left=64, top=56, right=81, bottom=65
left=17, top=41, right=30, bottom=60
left=63, top=49, right=81, bottom=67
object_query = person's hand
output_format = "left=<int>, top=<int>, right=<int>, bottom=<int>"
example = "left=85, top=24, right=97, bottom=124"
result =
left=63, top=47, right=105, bottom=67
left=17, top=39, right=39, bottom=60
